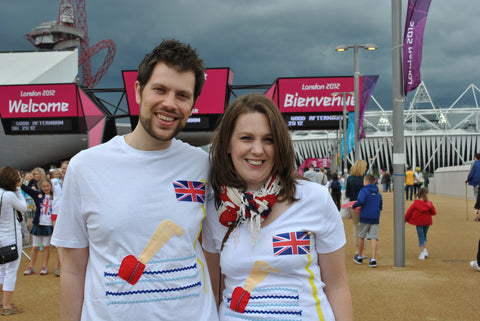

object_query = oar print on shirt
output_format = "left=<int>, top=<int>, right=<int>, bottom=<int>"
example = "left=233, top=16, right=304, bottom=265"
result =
left=230, top=260, right=281, bottom=313
left=118, top=219, right=184, bottom=285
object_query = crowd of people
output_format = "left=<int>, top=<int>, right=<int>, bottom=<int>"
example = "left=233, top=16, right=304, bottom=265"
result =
left=0, top=38, right=478, bottom=320
left=0, top=162, right=67, bottom=316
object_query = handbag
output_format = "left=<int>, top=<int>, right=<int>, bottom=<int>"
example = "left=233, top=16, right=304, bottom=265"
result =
left=0, top=192, right=19, bottom=264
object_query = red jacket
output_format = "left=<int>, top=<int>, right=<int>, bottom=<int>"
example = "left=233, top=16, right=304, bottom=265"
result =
left=405, top=200, right=437, bottom=226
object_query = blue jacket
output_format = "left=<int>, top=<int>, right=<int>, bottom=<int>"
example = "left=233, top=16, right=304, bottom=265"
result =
left=353, top=183, right=383, bottom=224
left=467, top=160, right=480, bottom=186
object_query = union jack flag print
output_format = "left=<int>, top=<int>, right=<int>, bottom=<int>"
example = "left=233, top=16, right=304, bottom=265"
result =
left=173, top=180, right=206, bottom=203
left=272, top=231, right=310, bottom=256
left=40, top=196, right=52, bottom=216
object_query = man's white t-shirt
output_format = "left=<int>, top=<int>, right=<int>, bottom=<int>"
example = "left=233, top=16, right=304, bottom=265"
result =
left=52, top=136, right=218, bottom=321
left=203, top=180, right=346, bottom=321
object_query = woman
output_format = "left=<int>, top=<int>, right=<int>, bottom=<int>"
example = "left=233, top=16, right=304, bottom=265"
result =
left=203, top=93, right=352, bottom=320
left=345, top=159, right=367, bottom=256
left=28, top=167, right=46, bottom=191
left=0, top=166, right=27, bottom=316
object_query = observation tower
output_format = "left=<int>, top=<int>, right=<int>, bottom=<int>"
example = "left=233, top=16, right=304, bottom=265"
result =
left=25, top=0, right=116, bottom=88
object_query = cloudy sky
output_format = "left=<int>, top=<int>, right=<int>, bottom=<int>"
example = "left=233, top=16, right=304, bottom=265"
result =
left=1, top=0, right=479, bottom=110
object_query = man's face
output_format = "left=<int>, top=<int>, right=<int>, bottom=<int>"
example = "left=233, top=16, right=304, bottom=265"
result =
left=135, top=62, right=196, bottom=149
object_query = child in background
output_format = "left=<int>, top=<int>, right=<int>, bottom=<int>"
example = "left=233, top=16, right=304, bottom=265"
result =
left=352, top=174, right=383, bottom=267
left=329, top=172, right=342, bottom=210
left=21, top=179, right=54, bottom=275
left=405, top=187, right=437, bottom=260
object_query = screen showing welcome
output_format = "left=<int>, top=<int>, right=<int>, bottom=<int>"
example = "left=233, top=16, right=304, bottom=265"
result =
left=0, top=84, right=81, bottom=134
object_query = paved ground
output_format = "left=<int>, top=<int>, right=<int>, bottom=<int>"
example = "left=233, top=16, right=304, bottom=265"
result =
left=9, top=191, right=480, bottom=320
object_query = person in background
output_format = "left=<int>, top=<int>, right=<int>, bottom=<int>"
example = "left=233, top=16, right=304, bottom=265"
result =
left=0, top=166, right=27, bottom=316
left=469, top=182, right=480, bottom=271
left=346, top=159, right=368, bottom=256
left=352, top=174, right=383, bottom=268
left=50, top=160, right=69, bottom=277
left=51, top=39, right=218, bottom=321
left=423, top=171, right=430, bottom=188
left=466, top=153, right=480, bottom=199
left=405, top=166, right=415, bottom=201
left=414, top=167, right=423, bottom=199
left=405, top=187, right=437, bottom=260
left=302, top=164, right=319, bottom=183
left=204, top=93, right=352, bottom=320
left=28, top=167, right=46, bottom=191
left=319, top=167, right=328, bottom=185
left=50, top=168, right=61, bottom=179
left=381, top=170, right=391, bottom=192
left=21, top=179, right=54, bottom=276
left=20, top=173, right=35, bottom=244
left=329, top=172, right=342, bottom=210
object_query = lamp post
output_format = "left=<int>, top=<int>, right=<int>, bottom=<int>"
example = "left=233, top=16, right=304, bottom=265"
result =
left=335, top=44, right=378, bottom=162
left=332, top=92, right=354, bottom=177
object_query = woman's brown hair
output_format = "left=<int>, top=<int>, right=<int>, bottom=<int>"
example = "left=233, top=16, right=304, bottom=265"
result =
left=209, top=93, right=297, bottom=206
left=0, top=166, right=20, bottom=192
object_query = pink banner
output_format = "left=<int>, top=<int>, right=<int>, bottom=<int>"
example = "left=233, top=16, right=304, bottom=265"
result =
left=0, top=84, right=78, bottom=118
left=274, top=77, right=363, bottom=113
left=299, top=158, right=331, bottom=176
left=123, top=68, right=232, bottom=116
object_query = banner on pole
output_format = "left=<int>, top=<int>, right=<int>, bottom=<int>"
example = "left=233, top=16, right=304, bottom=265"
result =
left=359, top=75, right=379, bottom=140
left=403, top=0, right=432, bottom=95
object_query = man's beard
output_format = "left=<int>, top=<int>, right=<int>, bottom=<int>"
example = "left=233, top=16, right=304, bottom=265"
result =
left=139, top=112, right=185, bottom=142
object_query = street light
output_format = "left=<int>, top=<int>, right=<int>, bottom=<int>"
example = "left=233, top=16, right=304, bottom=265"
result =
left=332, top=91, right=354, bottom=177
left=335, top=44, right=378, bottom=162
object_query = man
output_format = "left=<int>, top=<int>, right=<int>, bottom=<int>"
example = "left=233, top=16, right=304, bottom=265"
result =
left=405, top=166, right=415, bottom=201
left=467, top=153, right=480, bottom=199
left=51, top=39, right=218, bottom=321
left=303, top=164, right=319, bottom=183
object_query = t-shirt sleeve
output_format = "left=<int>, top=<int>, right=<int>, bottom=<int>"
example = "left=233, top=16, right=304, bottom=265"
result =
left=300, top=182, right=346, bottom=254
left=315, top=194, right=346, bottom=253
left=202, top=194, right=228, bottom=254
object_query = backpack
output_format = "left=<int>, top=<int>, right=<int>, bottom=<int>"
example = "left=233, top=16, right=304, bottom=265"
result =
left=330, top=179, right=341, bottom=191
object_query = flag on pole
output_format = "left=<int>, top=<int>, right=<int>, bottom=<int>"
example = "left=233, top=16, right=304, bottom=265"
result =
left=359, top=75, right=379, bottom=140
left=344, top=111, right=355, bottom=157
left=403, top=0, right=432, bottom=95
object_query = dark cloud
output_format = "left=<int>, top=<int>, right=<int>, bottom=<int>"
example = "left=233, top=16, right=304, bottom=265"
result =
left=1, top=0, right=478, bottom=110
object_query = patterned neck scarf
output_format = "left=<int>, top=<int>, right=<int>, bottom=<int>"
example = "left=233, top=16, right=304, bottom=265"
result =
left=218, top=176, right=280, bottom=245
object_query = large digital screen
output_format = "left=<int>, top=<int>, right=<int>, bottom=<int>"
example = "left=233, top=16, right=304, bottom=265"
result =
left=267, top=76, right=362, bottom=130
left=122, top=68, right=232, bottom=131
left=0, top=84, right=86, bottom=134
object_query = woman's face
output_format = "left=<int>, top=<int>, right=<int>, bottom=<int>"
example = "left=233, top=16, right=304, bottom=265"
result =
left=228, top=112, right=275, bottom=191
left=33, top=170, right=41, bottom=180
